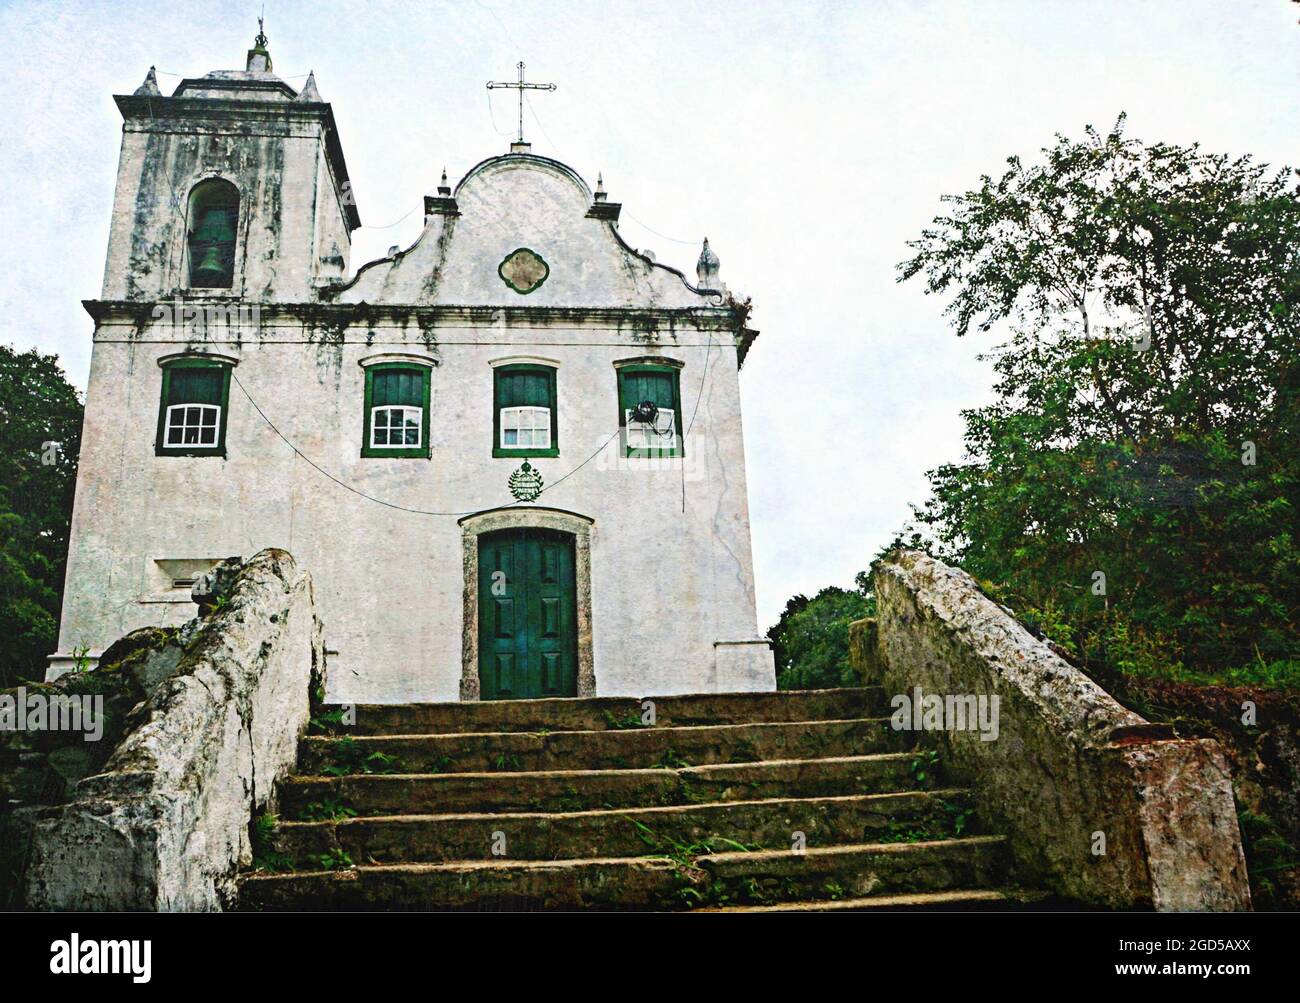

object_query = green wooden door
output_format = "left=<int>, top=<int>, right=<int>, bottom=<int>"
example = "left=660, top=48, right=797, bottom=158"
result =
left=478, top=529, right=577, bottom=700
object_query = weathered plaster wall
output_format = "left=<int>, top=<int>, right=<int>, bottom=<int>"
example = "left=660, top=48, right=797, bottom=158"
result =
left=860, top=550, right=1251, bottom=911
left=53, top=310, right=771, bottom=702
left=26, top=550, right=321, bottom=911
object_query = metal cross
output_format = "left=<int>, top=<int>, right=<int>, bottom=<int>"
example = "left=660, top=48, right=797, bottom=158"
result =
left=487, top=62, right=556, bottom=144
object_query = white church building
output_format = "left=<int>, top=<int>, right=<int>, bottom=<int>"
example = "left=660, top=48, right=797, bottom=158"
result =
left=51, top=29, right=774, bottom=704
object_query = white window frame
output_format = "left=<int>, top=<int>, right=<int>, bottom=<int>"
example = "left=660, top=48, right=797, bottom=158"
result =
left=162, top=403, right=222, bottom=449
left=370, top=405, right=423, bottom=448
left=499, top=405, right=552, bottom=450
left=624, top=407, right=677, bottom=451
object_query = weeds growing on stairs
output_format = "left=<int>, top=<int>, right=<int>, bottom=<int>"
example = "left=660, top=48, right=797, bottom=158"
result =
left=622, top=815, right=760, bottom=908
left=249, top=812, right=295, bottom=873
left=652, top=748, right=692, bottom=769
left=308, top=707, right=348, bottom=735
left=317, top=848, right=355, bottom=871
left=910, top=748, right=941, bottom=789
left=320, top=736, right=403, bottom=776
left=878, top=795, right=977, bottom=844
left=601, top=709, right=648, bottom=730
left=297, top=797, right=358, bottom=822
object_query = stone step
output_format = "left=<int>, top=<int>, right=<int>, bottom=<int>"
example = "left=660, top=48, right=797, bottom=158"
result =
left=298, top=717, right=902, bottom=775
left=694, top=835, right=1007, bottom=906
left=314, top=688, right=884, bottom=736
left=693, top=888, right=1027, bottom=912
left=268, top=789, right=974, bottom=866
left=279, top=753, right=921, bottom=817
left=238, top=836, right=1003, bottom=911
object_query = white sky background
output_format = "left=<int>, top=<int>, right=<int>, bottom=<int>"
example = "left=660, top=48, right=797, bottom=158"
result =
left=0, top=0, right=1296, bottom=630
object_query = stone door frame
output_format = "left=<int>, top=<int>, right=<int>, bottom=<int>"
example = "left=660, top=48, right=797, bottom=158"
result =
left=458, top=505, right=595, bottom=701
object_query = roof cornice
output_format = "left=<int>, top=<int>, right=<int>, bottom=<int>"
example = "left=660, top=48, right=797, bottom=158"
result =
left=82, top=299, right=741, bottom=330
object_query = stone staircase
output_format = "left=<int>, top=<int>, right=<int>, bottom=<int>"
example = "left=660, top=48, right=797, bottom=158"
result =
left=238, top=688, right=1035, bottom=911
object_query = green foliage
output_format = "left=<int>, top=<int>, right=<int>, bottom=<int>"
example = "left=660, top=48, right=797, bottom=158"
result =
left=909, top=749, right=940, bottom=789
left=320, top=737, right=402, bottom=776
left=767, top=586, right=872, bottom=691
left=297, top=798, right=359, bottom=822
left=317, top=848, right=355, bottom=871
left=898, top=117, right=1300, bottom=687
left=308, top=707, right=349, bottom=735
left=601, top=708, right=647, bottom=730
left=491, top=752, right=523, bottom=772
left=0, top=345, right=83, bottom=689
left=1237, top=809, right=1298, bottom=909
left=652, top=747, right=692, bottom=770
left=249, top=812, right=295, bottom=873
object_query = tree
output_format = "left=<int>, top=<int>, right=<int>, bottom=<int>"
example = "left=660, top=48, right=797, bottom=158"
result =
left=767, top=586, right=873, bottom=691
left=0, top=345, right=83, bottom=688
left=898, top=117, right=1300, bottom=683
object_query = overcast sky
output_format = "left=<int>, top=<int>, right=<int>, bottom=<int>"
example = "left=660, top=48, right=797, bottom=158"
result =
left=1, top=0, right=1297, bottom=629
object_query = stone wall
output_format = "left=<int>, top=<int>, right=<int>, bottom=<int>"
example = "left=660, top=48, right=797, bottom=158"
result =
left=21, top=549, right=322, bottom=911
left=854, top=549, right=1251, bottom=911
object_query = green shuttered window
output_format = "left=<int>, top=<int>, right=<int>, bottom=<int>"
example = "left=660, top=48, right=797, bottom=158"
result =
left=155, top=360, right=232, bottom=457
left=363, top=364, right=431, bottom=458
left=494, top=364, right=558, bottom=457
left=618, top=364, right=683, bottom=458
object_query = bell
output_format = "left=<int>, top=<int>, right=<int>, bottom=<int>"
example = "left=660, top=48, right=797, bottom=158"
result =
left=193, top=245, right=228, bottom=285
left=194, top=207, right=236, bottom=244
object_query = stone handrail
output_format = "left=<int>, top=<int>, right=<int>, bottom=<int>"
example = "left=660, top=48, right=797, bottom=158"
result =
left=23, top=549, right=323, bottom=910
left=854, top=549, right=1250, bottom=911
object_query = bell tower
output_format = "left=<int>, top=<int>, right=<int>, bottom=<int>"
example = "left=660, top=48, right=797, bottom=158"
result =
left=99, top=25, right=360, bottom=303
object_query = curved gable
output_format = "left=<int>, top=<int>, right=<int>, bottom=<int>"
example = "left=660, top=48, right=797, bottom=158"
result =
left=338, top=153, right=717, bottom=309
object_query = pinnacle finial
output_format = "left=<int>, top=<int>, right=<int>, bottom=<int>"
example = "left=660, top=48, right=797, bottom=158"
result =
left=696, top=236, right=721, bottom=290
left=296, top=70, right=321, bottom=102
left=594, top=172, right=607, bottom=202
left=437, top=167, right=451, bottom=197
left=134, top=65, right=161, bottom=97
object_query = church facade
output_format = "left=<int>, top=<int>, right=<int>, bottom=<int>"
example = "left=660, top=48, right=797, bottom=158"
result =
left=50, top=32, right=774, bottom=704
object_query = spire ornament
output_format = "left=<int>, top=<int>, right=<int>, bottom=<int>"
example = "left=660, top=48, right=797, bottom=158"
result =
left=247, top=15, right=273, bottom=72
